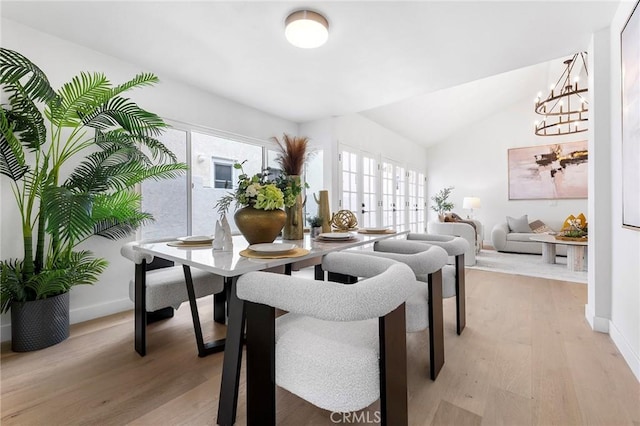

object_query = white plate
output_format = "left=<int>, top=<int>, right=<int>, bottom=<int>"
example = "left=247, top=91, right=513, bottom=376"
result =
left=177, top=235, right=214, bottom=244
left=248, top=243, right=297, bottom=254
left=317, top=232, right=354, bottom=240
left=363, top=227, right=390, bottom=233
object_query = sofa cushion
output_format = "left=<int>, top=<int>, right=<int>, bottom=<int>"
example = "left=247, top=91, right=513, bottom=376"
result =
left=530, top=219, right=554, bottom=234
left=507, top=215, right=532, bottom=233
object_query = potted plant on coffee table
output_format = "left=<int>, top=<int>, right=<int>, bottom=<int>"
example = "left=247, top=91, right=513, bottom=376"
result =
left=0, top=48, right=187, bottom=351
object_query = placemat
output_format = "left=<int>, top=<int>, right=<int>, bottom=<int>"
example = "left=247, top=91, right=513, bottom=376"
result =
left=166, top=241, right=214, bottom=248
left=314, top=237, right=358, bottom=242
left=358, top=229, right=396, bottom=235
left=239, top=247, right=309, bottom=259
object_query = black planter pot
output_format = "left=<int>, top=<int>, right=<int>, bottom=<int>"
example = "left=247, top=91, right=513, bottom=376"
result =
left=10, top=292, right=70, bottom=352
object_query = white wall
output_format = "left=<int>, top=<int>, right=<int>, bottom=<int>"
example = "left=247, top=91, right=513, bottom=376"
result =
left=300, top=113, right=429, bottom=212
left=602, top=1, right=640, bottom=381
left=425, top=94, right=588, bottom=245
left=0, top=20, right=297, bottom=341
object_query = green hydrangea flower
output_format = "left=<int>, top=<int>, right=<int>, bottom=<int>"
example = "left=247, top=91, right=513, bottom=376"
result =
left=255, top=183, right=284, bottom=210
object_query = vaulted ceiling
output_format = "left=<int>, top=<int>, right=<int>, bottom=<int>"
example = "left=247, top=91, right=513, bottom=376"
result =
left=1, top=1, right=619, bottom=146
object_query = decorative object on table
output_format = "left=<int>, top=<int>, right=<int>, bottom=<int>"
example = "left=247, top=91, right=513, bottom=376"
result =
left=330, top=209, right=358, bottom=231
left=462, top=197, right=481, bottom=219
left=621, top=1, right=640, bottom=230
left=215, top=162, right=288, bottom=244
left=213, top=220, right=225, bottom=250
left=221, top=214, right=233, bottom=251
left=431, top=186, right=454, bottom=221
left=556, top=213, right=588, bottom=241
left=534, top=53, right=589, bottom=137
left=307, top=214, right=323, bottom=239
left=0, top=48, right=187, bottom=351
left=508, top=141, right=588, bottom=200
left=272, top=134, right=313, bottom=240
left=313, top=190, right=332, bottom=233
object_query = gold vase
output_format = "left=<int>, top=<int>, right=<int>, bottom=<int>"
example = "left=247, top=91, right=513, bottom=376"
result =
left=313, top=190, right=331, bottom=233
left=283, top=175, right=304, bottom=240
left=234, top=207, right=286, bottom=245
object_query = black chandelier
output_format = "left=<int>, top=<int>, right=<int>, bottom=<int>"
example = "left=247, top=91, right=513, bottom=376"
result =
left=534, top=52, right=589, bottom=136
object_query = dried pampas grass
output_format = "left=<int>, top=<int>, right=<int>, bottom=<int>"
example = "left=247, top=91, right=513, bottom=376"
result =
left=272, top=134, right=311, bottom=176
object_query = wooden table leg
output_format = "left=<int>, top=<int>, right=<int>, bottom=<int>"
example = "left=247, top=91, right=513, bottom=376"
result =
left=134, top=261, right=147, bottom=357
left=245, top=302, right=276, bottom=426
left=379, top=304, right=409, bottom=425
left=428, top=269, right=445, bottom=380
left=217, top=277, right=245, bottom=426
left=455, top=254, right=466, bottom=335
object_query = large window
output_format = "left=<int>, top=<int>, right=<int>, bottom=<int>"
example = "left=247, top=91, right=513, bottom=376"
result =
left=140, top=124, right=323, bottom=239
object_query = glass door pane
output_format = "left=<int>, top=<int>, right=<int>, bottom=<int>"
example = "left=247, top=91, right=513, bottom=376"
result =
left=340, top=149, right=359, bottom=215
left=395, top=166, right=406, bottom=231
left=381, top=161, right=394, bottom=227
left=407, top=169, right=426, bottom=233
left=361, top=154, right=378, bottom=228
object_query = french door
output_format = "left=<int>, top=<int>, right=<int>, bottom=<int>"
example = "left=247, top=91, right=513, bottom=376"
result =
left=339, top=146, right=425, bottom=231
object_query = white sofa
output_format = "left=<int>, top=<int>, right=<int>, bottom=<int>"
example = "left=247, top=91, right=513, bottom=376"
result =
left=427, top=220, right=483, bottom=266
left=491, top=222, right=567, bottom=256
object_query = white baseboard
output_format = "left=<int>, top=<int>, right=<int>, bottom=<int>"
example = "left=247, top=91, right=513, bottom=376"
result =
left=69, top=297, right=132, bottom=324
left=609, top=320, right=640, bottom=382
left=584, top=303, right=610, bottom=332
left=1, top=298, right=133, bottom=343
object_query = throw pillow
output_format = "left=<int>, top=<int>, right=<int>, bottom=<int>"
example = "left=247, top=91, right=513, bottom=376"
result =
left=529, top=219, right=553, bottom=234
left=507, top=215, right=532, bottom=233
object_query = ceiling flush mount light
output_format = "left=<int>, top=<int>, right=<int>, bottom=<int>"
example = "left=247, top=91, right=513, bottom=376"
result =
left=285, top=10, right=329, bottom=49
left=534, top=52, right=589, bottom=136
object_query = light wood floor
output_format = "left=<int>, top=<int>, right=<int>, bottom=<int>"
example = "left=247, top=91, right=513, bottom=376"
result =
left=2, top=269, right=639, bottom=425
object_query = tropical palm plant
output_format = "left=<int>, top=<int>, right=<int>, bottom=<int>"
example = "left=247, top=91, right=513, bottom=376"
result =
left=0, top=48, right=187, bottom=312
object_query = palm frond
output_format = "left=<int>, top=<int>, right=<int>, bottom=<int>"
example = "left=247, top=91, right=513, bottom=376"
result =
left=271, top=134, right=310, bottom=176
left=0, top=108, right=29, bottom=181
left=81, top=96, right=166, bottom=136
left=95, top=130, right=179, bottom=163
left=108, top=72, right=159, bottom=98
left=46, top=72, right=111, bottom=127
left=1, top=260, right=28, bottom=313
left=92, top=192, right=154, bottom=238
left=0, top=48, right=58, bottom=103
left=42, top=186, right=94, bottom=246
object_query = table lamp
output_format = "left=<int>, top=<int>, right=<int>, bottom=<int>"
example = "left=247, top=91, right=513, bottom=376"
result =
left=463, top=197, right=481, bottom=219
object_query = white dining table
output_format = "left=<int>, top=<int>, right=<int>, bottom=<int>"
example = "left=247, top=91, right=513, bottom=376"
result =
left=132, top=232, right=406, bottom=356
left=131, top=229, right=445, bottom=426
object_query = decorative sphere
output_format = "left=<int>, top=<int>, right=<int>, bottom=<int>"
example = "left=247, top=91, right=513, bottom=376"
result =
left=331, top=210, right=358, bottom=231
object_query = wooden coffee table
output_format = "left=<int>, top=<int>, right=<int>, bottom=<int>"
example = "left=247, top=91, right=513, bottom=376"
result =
left=529, top=234, right=588, bottom=271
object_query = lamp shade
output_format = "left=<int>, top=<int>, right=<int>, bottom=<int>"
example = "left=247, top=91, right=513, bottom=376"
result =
left=285, top=10, right=329, bottom=48
left=463, top=197, right=481, bottom=210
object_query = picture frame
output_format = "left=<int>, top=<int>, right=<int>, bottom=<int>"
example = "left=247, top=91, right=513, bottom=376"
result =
left=508, top=141, right=588, bottom=200
left=621, top=0, right=640, bottom=230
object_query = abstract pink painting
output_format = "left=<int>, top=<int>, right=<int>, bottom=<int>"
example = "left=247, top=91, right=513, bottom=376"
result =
left=508, top=141, right=588, bottom=200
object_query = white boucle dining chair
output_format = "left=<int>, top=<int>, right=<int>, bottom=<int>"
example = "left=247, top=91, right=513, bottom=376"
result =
left=120, top=241, right=225, bottom=354
left=352, top=241, right=450, bottom=380
left=235, top=252, right=422, bottom=426
left=403, top=234, right=469, bottom=334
